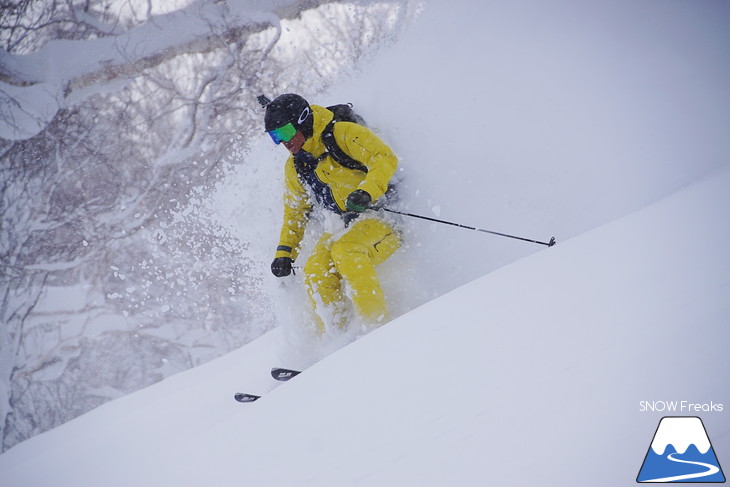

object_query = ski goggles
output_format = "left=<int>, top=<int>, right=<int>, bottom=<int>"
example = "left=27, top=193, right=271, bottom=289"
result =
left=267, top=123, right=297, bottom=144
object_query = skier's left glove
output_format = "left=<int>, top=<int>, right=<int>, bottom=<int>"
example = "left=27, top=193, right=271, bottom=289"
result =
left=345, top=189, right=372, bottom=212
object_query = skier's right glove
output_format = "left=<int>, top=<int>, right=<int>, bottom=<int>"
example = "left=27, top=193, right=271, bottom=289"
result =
left=271, top=257, right=293, bottom=277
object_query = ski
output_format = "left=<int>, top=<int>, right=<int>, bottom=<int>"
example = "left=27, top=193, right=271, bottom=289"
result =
left=271, top=367, right=301, bottom=381
left=234, top=392, right=261, bottom=403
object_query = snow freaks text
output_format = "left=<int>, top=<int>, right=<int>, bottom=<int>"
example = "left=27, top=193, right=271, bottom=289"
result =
left=639, top=401, right=724, bottom=413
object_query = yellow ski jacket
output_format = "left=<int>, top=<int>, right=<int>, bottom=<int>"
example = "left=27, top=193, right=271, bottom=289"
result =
left=275, top=105, right=398, bottom=260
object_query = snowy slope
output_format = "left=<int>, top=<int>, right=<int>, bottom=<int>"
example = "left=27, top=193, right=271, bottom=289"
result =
left=0, top=164, right=727, bottom=487
left=2, top=0, right=729, bottom=482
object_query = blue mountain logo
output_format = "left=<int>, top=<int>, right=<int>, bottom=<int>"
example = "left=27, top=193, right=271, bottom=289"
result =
left=637, top=416, right=725, bottom=483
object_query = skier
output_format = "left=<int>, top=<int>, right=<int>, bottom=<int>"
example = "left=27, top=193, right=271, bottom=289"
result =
left=264, top=93, right=401, bottom=332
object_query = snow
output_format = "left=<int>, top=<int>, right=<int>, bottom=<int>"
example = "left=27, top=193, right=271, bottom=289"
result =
left=0, top=159, right=728, bottom=487
left=2, top=0, right=730, bottom=484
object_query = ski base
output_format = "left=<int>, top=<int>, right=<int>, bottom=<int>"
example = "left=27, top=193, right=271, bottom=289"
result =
left=271, top=367, right=301, bottom=381
left=234, top=392, right=260, bottom=403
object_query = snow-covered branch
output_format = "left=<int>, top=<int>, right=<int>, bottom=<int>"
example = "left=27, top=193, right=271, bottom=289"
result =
left=0, top=0, right=340, bottom=141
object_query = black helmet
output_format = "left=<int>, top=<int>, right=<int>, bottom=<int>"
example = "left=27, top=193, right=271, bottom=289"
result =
left=264, top=93, right=314, bottom=139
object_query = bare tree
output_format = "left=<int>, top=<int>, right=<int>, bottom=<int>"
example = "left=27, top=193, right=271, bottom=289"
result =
left=1, top=0, right=421, bottom=452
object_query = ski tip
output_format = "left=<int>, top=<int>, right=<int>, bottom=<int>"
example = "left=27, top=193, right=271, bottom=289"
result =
left=234, top=392, right=261, bottom=403
left=271, top=368, right=301, bottom=381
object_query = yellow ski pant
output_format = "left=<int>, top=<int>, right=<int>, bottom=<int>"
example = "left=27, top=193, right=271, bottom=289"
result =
left=304, top=218, right=400, bottom=331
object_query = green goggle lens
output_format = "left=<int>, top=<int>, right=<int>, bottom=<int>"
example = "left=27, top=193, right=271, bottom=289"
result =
left=267, top=123, right=297, bottom=144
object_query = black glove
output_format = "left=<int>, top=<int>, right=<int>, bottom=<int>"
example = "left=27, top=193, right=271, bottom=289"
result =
left=345, top=189, right=372, bottom=212
left=271, top=257, right=293, bottom=277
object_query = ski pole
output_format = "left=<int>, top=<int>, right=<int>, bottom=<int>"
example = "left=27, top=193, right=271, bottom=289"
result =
left=383, top=208, right=556, bottom=247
